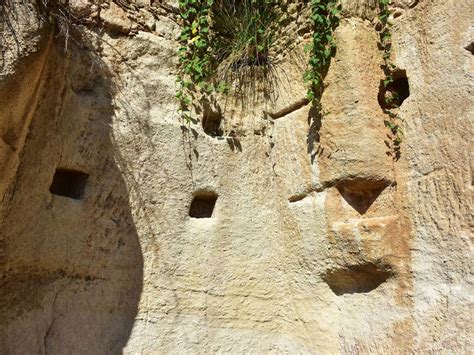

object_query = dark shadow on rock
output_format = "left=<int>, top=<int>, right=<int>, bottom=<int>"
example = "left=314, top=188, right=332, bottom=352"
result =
left=307, top=103, right=322, bottom=164
left=201, top=98, right=223, bottom=137
left=323, top=262, right=393, bottom=296
left=0, top=25, right=143, bottom=354
left=226, top=136, right=242, bottom=152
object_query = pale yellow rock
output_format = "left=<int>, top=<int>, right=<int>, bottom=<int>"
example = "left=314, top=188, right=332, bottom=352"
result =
left=0, top=0, right=472, bottom=353
left=69, top=0, right=97, bottom=18
left=101, top=2, right=132, bottom=34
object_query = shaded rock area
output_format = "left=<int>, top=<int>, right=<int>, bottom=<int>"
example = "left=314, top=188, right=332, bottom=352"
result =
left=0, top=0, right=472, bottom=353
left=324, top=262, right=393, bottom=295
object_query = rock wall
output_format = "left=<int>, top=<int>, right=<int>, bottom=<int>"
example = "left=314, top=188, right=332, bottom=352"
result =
left=0, top=0, right=472, bottom=353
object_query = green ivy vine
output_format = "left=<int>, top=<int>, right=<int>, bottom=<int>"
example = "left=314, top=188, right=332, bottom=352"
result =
left=304, top=0, right=340, bottom=103
left=378, top=0, right=403, bottom=158
left=176, top=0, right=214, bottom=123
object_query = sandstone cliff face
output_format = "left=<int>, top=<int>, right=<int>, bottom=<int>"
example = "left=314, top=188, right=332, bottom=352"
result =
left=0, top=0, right=472, bottom=353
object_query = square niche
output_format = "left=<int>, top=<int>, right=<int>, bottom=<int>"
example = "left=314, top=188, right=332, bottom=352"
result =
left=49, top=168, right=89, bottom=200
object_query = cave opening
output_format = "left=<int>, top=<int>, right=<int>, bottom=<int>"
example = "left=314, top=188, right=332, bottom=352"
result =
left=378, top=70, right=410, bottom=109
left=390, top=75, right=410, bottom=106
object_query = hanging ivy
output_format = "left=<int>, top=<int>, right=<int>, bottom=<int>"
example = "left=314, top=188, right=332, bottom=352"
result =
left=378, top=0, right=403, bottom=158
left=303, top=0, right=340, bottom=103
left=176, top=0, right=214, bottom=123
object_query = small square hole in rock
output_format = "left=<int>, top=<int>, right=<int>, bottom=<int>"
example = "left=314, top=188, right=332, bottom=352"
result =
left=189, top=193, right=218, bottom=218
left=49, top=168, right=88, bottom=200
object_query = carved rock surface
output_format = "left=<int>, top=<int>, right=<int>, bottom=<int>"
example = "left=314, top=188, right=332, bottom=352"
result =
left=0, top=0, right=472, bottom=353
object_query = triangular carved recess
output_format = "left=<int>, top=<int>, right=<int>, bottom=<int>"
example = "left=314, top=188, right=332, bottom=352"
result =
left=336, top=179, right=391, bottom=215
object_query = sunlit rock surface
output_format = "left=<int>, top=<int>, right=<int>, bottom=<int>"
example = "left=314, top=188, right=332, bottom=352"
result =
left=0, top=0, right=472, bottom=352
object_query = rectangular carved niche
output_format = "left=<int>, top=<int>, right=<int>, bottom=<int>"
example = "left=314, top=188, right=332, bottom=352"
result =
left=49, top=168, right=89, bottom=200
left=189, top=192, right=218, bottom=218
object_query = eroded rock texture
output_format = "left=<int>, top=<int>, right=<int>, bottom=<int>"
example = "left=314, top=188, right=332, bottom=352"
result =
left=0, top=0, right=472, bottom=353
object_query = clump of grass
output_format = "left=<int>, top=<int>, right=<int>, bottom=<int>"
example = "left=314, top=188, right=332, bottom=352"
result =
left=176, top=0, right=285, bottom=122
left=210, top=0, right=278, bottom=70
left=209, top=0, right=282, bottom=100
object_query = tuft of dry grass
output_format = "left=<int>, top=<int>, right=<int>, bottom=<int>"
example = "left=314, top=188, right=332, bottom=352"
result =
left=209, top=0, right=282, bottom=103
